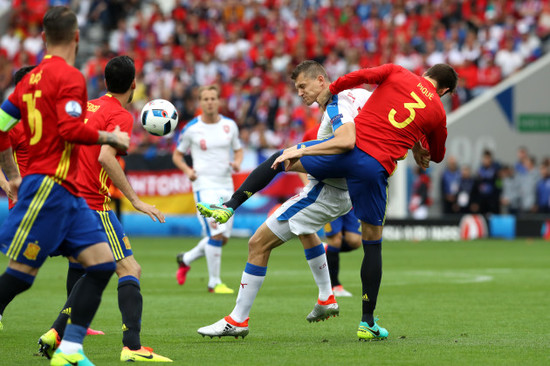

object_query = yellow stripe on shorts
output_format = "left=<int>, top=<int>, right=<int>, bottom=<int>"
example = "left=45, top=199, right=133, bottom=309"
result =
left=7, top=177, right=54, bottom=259
left=98, top=211, right=123, bottom=260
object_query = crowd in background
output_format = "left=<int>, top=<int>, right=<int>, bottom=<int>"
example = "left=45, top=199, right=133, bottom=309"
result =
left=409, top=147, right=550, bottom=218
left=1, top=0, right=550, bottom=217
left=2, top=0, right=550, bottom=156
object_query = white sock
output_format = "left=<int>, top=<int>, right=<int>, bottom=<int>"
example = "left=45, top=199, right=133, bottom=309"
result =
left=229, top=264, right=267, bottom=323
left=183, top=237, right=208, bottom=265
left=58, top=340, right=83, bottom=354
left=306, top=244, right=332, bottom=302
left=205, top=238, right=223, bottom=288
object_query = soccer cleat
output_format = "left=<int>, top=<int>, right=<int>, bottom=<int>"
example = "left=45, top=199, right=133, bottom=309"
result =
left=332, top=285, right=353, bottom=297
left=306, top=295, right=339, bottom=322
left=50, top=349, right=94, bottom=366
left=86, top=328, right=104, bottom=335
left=196, top=201, right=234, bottom=224
left=176, top=252, right=191, bottom=285
left=120, top=346, right=173, bottom=362
left=357, top=319, right=389, bottom=341
left=38, top=328, right=61, bottom=359
left=208, top=283, right=234, bottom=294
left=197, top=316, right=249, bottom=339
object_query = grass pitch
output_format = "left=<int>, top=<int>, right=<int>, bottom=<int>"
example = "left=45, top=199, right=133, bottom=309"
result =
left=0, top=237, right=549, bottom=365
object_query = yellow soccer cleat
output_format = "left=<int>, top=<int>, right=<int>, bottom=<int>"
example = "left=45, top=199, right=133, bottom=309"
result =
left=50, top=349, right=94, bottom=366
left=120, top=346, right=173, bottom=362
left=208, top=283, right=234, bottom=294
left=38, top=328, right=61, bottom=359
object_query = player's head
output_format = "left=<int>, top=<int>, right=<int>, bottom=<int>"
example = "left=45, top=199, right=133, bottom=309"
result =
left=424, top=64, right=458, bottom=97
left=42, top=6, right=79, bottom=47
left=198, top=85, right=220, bottom=116
left=105, top=55, right=136, bottom=102
left=14, top=65, right=36, bottom=85
left=291, top=60, right=330, bottom=106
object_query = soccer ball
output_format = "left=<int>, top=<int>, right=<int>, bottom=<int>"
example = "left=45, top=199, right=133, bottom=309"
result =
left=140, top=99, right=179, bottom=136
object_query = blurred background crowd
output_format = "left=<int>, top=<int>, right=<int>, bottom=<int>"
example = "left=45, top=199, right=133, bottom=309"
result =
left=0, top=0, right=549, bottom=217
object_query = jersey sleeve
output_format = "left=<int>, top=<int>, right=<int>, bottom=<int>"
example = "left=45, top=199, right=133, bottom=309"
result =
left=106, top=110, right=134, bottom=136
left=419, top=116, right=447, bottom=163
left=176, top=127, right=191, bottom=153
left=327, top=93, right=356, bottom=134
left=329, top=64, right=396, bottom=95
left=55, top=70, right=99, bottom=144
left=0, top=130, right=11, bottom=151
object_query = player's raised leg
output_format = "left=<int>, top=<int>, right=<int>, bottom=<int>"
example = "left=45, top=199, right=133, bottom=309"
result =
left=197, top=150, right=286, bottom=223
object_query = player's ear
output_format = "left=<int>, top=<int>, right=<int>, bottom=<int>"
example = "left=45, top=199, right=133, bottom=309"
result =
left=41, top=31, right=46, bottom=46
left=75, top=29, right=80, bottom=43
left=131, top=79, right=136, bottom=90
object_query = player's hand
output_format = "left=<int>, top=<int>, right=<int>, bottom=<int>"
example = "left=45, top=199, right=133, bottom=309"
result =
left=229, top=161, right=240, bottom=173
left=0, top=179, right=11, bottom=199
left=7, top=176, right=21, bottom=205
left=412, top=141, right=430, bottom=169
left=271, top=146, right=303, bottom=170
left=132, top=200, right=165, bottom=223
left=316, top=88, right=333, bottom=108
left=110, top=126, right=130, bottom=151
left=186, top=169, right=197, bottom=181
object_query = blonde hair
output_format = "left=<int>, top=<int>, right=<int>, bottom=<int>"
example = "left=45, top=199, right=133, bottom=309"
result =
left=198, top=85, right=220, bottom=100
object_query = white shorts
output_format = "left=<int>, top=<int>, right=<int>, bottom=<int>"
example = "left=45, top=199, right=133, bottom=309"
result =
left=194, top=188, right=234, bottom=238
left=266, top=181, right=352, bottom=242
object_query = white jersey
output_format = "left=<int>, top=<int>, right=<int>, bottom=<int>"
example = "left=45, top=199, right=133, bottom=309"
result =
left=312, top=88, right=372, bottom=190
left=176, top=115, right=241, bottom=191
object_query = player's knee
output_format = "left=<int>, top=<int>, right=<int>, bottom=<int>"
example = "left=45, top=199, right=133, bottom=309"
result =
left=115, top=256, right=141, bottom=279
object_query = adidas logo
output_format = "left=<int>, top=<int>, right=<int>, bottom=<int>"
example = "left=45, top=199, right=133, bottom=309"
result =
left=362, top=294, right=370, bottom=302
left=244, top=191, right=253, bottom=198
left=223, top=324, right=234, bottom=332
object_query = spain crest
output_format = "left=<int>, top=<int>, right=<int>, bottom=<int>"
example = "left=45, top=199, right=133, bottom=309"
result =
left=23, top=242, right=40, bottom=260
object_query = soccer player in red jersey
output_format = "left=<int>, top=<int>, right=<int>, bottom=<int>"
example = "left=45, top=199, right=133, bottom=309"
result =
left=0, top=6, right=129, bottom=365
left=38, top=55, right=172, bottom=363
left=272, top=63, right=458, bottom=340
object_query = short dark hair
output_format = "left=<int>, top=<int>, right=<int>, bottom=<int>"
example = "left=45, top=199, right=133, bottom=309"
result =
left=105, top=56, right=135, bottom=93
left=14, top=65, right=36, bottom=85
left=43, top=6, right=78, bottom=45
left=198, top=85, right=220, bottom=99
left=425, top=64, right=458, bottom=96
left=290, top=60, right=328, bottom=81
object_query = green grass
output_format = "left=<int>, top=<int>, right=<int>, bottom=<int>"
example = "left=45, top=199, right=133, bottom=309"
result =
left=1, top=237, right=549, bottom=365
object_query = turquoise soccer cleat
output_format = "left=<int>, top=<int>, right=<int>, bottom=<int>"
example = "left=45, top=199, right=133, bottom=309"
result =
left=357, top=319, right=389, bottom=341
left=50, top=349, right=95, bottom=366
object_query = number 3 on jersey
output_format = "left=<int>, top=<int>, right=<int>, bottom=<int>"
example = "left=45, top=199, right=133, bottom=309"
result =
left=22, top=91, right=43, bottom=145
left=388, top=91, right=426, bottom=129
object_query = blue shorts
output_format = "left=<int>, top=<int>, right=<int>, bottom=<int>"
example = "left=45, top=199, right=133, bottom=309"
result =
left=324, top=209, right=361, bottom=236
left=300, top=146, right=389, bottom=226
left=93, top=210, right=132, bottom=261
left=0, top=175, right=108, bottom=267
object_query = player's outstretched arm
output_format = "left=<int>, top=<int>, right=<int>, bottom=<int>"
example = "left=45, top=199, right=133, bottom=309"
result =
left=98, top=145, right=165, bottom=223
left=271, top=123, right=356, bottom=170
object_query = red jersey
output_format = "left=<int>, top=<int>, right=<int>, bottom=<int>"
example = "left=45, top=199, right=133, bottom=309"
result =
left=76, top=94, right=133, bottom=211
left=8, top=123, right=29, bottom=209
left=302, top=124, right=320, bottom=143
left=329, top=64, right=447, bottom=175
left=6, top=55, right=99, bottom=195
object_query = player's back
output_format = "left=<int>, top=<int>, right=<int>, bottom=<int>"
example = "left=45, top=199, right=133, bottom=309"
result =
left=9, top=55, right=87, bottom=195
left=76, top=94, right=133, bottom=211
left=351, top=65, right=447, bottom=175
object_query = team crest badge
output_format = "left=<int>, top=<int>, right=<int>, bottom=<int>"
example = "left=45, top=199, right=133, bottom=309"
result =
left=23, top=242, right=40, bottom=260
left=223, top=125, right=230, bottom=133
